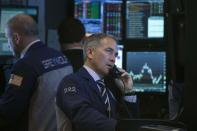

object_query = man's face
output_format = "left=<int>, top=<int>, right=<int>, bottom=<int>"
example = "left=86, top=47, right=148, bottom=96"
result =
left=5, top=27, right=20, bottom=57
left=88, top=37, right=118, bottom=77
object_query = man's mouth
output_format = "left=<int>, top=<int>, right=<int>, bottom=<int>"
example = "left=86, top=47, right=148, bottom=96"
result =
left=107, top=64, right=113, bottom=69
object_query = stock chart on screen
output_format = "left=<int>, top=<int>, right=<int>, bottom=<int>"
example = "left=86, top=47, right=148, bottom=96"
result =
left=126, top=51, right=166, bottom=93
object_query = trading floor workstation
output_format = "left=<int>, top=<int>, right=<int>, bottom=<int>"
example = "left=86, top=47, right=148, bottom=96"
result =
left=0, top=0, right=196, bottom=130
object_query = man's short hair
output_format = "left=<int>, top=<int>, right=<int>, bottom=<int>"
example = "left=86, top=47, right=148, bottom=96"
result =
left=58, top=18, right=85, bottom=44
left=7, top=14, right=38, bottom=37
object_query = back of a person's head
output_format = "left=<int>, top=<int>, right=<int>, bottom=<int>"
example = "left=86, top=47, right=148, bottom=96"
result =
left=58, top=18, right=85, bottom=44
left=6, top=14, right=38, bottom=37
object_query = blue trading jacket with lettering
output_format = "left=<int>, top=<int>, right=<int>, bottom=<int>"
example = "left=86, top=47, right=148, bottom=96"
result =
left=0, top=41, right=73, bottom=131
left=56, top=67, right=134, bottom=131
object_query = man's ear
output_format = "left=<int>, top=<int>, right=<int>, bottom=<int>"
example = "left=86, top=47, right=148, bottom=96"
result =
left=86, top=47, right=95, bottom=59
left=13, top=32, right=21, bottom=44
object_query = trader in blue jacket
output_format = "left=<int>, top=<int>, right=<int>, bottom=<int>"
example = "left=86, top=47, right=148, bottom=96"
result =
left=56, top=33, right=137, bottom=131
left=0, top=14, right=73, bottom=131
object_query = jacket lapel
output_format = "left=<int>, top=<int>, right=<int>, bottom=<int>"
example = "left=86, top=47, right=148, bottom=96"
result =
left=78, top=68, right=108, bottom=108
left=78, top=68, right=101, bottom=94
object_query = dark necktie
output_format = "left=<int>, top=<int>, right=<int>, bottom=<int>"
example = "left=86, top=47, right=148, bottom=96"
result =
left=96, top=79, right=111, bottom=117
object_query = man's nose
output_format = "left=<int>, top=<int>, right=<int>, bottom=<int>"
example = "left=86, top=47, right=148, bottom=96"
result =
left=110, top=54, right=116, bottom=63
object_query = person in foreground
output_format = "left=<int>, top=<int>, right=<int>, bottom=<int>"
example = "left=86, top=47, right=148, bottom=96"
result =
left=56, top=33, right=136, bottom=131
left=0, top=14, right=73, bottom=131
left=58, top=18, right=85, bottom=72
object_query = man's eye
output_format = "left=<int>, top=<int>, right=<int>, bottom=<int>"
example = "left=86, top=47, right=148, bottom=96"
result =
left=105, top=48, right=118, bottom=56
left=105, top=48, right=113, bottom=52
left=105, top=48, right=113, bottom=53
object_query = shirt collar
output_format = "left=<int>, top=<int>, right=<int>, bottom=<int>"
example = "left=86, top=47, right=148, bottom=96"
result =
left=83, top=65, right=101, bottom=81
left=20, top=39, right=40, bottom=58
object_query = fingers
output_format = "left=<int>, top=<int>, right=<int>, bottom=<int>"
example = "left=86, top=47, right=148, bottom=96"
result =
left=116, top=68, right=133, bottom=93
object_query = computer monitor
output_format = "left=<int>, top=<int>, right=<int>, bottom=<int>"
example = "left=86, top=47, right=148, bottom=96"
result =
left=125, top=51, right=166, bottom=93
left=115, top=44, right=123, bottom=68
left=103, top=0, right=123, bottom=39
left=74, top=0, right=102, bottom=35
left=0, top=6, right=38, bottom=56
left=74, top=0, right=123, bottom=39
left=126, top=0, right=164, bottom=39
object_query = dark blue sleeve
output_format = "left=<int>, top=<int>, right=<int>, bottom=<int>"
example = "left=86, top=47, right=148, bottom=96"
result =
left=56, top=77, right=117, bottom=131
left=0, top=60, right=37, bottom=127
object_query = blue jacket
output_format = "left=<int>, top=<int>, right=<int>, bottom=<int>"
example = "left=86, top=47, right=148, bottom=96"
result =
left=56, top=67, right=134, bottom=131
left=0, top=42, right=73, bottom=131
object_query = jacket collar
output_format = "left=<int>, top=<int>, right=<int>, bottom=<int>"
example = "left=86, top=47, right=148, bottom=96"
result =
left=20, top=39, right=41, bottom=58
left=22, top=41, right=45, bottom=57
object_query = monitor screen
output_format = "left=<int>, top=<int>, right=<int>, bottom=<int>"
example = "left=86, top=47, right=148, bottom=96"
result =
left=74, top=0, right=102, bottom=34
left=126, top=0, right=164, bottom=39
left=0, top=6, right=38, bottom=56
left=115, top=44, right=123, bottom=68
left=126, top=51, right=166, bottom=93
left=74, top=0, right=123, bottom=39
left=103, top=0, right=122, bottom=39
